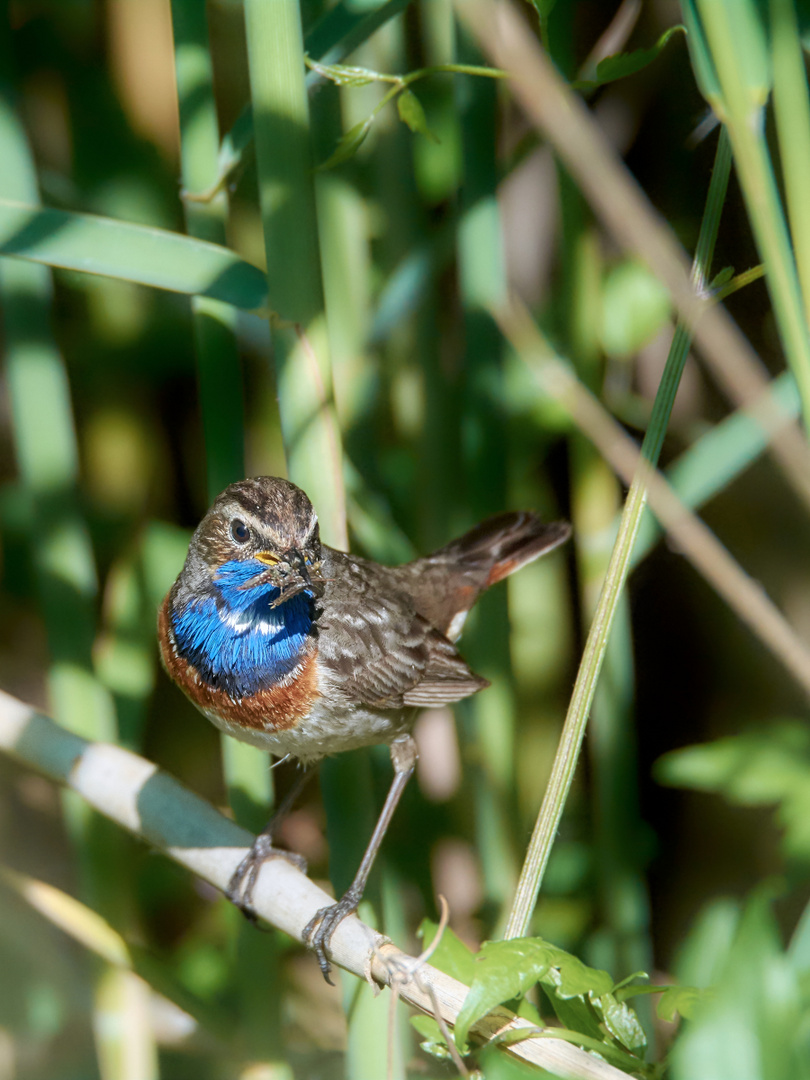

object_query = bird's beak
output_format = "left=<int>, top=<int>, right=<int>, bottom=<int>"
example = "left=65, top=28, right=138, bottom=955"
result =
left=254, top=551, right=280, bottom=567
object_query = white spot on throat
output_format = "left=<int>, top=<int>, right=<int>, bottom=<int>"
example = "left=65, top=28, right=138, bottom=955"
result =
left=221, top=604, right=284, bottom=636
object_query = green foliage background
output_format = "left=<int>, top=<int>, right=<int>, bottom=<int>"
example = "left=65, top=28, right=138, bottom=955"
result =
left=1, top=0, right=810, bottom=1077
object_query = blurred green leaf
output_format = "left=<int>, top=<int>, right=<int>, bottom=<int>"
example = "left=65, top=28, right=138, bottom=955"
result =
left=613, top=977, right=705, bottom=1021
left=524, top=0, right=558, bottom=19
left=574, top=26, right=686, bottom=91
left=397, top=88, right=439, bottom=142
left=410, top=1015, right=453, bottom=1060
left=596, top=26, right=685, bottom=83
left=600, top=259, right=671, bottom=359
left=318, top=116, right=375, bottom=170
left=709, top=264, right=735, bottom=289
left=672, top=889, right=806, bottom=1080
left=0, top=199, right=268, bottom=309
left=656, top=722, right=810, bottom=861
left=657, top=984, right=704, bottom=1022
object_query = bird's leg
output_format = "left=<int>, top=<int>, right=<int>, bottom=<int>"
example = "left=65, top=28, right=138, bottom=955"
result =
left=303, top=733, right=418, bottom=983
left=227, top=765, right=313, bottom=918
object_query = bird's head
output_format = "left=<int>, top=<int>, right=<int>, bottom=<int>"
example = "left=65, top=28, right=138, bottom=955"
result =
left=182, top=476, right=325, bottom=612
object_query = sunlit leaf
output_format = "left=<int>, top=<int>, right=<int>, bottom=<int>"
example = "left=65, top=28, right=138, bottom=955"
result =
left=454, top=937, right=613, bottom=1051
left=591, top=991, right=646, bottom=1051
left=487, top=1021, right=647, bottom=1072
left=416, top=919, right=477, bottom=984
left=613, top=977, right=705, bottom=1022
left=0, top=866, right=131, bottom=967
left=546, top=993, right=606, bottom=1045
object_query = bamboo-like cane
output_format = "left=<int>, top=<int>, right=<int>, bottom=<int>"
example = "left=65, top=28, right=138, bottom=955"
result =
left=0, top=687, right=629, bottom=1080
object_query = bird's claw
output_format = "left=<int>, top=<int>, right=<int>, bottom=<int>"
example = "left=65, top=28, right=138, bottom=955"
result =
left=302, top=891, right=361, bottom=984
left=227, top=834, right=307, bottom=921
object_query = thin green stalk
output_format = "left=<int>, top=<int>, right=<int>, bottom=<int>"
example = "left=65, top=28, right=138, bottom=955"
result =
left=503, top=130, right=733, bottom=940
left=695, top=0, right=810, bottom=434
left=770, top=0, right=810, bottom=323
left=551, top=0, right=649, bottom=983
left=569, top=239, right=651, bottom=990
left=242, top=13, right=392, bottom=1067
left=412, top=0, right=466, bottom=550
left=171, top=3, right=281, bottom=1063
left=171, top=0, right=245, bottom=499
left=244, top=0, right=346, bottom=548
left=312, top=62, right=407, bottom=1074
left=455, top=23, right=521, bottom=926
left=171, top=0, right=270, bottom=837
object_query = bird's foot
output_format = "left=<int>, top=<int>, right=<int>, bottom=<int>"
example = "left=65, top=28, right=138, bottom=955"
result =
left=302, top=888, right=362, bottom=984
left=227, top=834, right=307, bottom=922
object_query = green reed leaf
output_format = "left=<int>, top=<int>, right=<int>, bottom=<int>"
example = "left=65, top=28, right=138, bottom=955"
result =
left=0, top=199, right=268, bottom=309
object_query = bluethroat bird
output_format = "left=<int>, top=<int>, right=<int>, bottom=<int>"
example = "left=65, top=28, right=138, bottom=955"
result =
left=159, top=476, right=570, bottom=980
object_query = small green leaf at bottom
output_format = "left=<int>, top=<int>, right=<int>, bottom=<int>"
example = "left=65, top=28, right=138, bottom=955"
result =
left=410, top=1015, right=453, bottom=1060
left=454, top=937, right=613, bottom=1051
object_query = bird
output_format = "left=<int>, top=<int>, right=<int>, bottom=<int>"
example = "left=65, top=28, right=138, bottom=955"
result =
left=158, top=476, right=570, bottom=980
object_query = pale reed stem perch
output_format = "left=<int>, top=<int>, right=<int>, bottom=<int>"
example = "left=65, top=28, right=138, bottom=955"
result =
left=0, top=688, right=627, bottom=1080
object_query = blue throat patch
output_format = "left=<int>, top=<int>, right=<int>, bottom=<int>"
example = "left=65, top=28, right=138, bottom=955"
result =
left=171, top=558, right=314, bottom=699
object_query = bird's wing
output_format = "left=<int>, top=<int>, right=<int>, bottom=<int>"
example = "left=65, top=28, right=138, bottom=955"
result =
left=317, top=554, right=487, bottom=708
left=401, top=626, right=489, bottom=706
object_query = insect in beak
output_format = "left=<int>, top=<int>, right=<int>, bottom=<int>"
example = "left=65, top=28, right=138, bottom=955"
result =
left=241, top=548, right=326, bottom=602
left=268, top=549, right=326, bottom=606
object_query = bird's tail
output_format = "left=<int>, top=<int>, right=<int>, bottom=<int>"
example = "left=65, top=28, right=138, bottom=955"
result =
left=439, top=511, right=571, bottom=587
left=409, top=511, right=570, bottom=642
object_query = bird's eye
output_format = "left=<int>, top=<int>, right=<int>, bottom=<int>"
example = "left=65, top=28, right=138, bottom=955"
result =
left=230, top=519, right=250, bottom=544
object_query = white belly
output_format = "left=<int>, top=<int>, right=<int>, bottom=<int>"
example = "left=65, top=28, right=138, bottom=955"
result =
left=201, top=698, right=411, bottom=765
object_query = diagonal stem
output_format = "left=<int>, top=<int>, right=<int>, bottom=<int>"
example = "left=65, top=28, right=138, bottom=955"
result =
left=503, top=130, right=733, bottom=940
